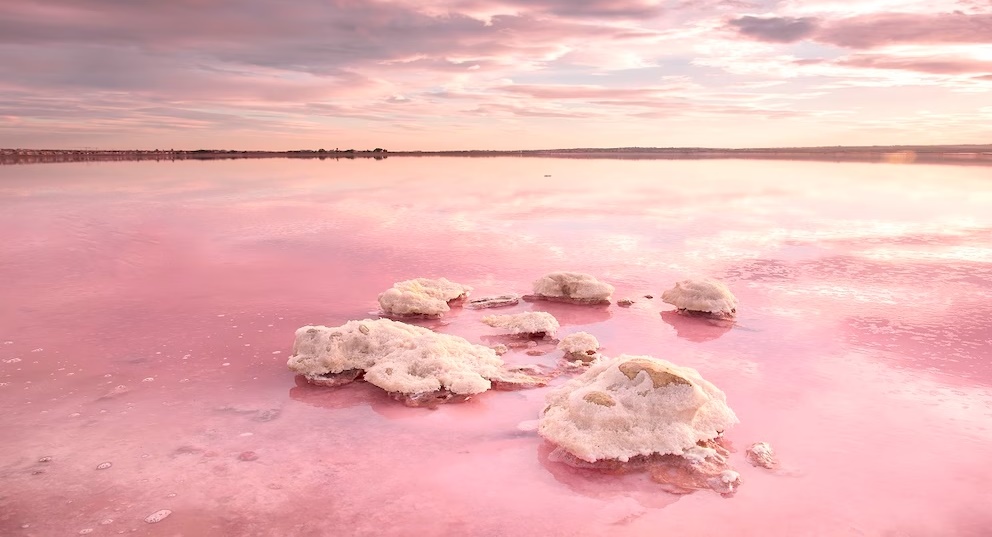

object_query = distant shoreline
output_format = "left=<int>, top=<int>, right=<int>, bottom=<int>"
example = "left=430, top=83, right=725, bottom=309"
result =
left=2, top=146, right=991, bottom=166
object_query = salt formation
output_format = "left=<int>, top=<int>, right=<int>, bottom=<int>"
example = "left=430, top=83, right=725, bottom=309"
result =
left=557, top=332, right=601, bottom=363
left=745, top=442, right=776, bottom=469
left=538, top=355, right=741, bottom=495
left=144, top=510, right=172, bottom=524
left=377, top=277, right=471, bottom=317
left=481, top=311, right=559, bottom=337
left=288, top=318, right=551, bottom=407
left=466, top=294, right=520, bottom=309
left=661, top=278, right=738, bottom=317
left=526, top=272, right=614, bottom=304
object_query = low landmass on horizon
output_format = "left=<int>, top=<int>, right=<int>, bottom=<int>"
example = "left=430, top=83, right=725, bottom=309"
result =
left=2, top=145, right=991, bottom=166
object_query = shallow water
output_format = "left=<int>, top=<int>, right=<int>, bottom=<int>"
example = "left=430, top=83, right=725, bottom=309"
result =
left=1, top=157, right=991, bottom=536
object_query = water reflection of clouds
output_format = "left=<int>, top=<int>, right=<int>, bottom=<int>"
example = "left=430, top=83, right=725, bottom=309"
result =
left=842, top=300, right=992, bottom=386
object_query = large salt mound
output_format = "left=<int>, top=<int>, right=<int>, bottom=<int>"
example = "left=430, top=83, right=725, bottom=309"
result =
left=288, top=318, right=502, bottom=396
left=377, top=277, right=472, bottom=317
left=538, top=355, right=738, bottom=463
left=481, top=311, right=560, bottom=337
left=661, top=278, right=738, bottom=317
left=528, top=272, right=614, bottom=304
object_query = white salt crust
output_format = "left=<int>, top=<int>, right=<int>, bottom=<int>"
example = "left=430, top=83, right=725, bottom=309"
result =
left=288, top=318, right=503, bottom=395
left=538, top=354, right=739, bottom=462
left=378, top=277, right=472, bottom=317
left=532, top=272, right=614, bottom=302
left=661, top=278, right=738, bottom=317
left=557, top=332, right=601, bottom=361
left=481, top=311, right=560, bottom=336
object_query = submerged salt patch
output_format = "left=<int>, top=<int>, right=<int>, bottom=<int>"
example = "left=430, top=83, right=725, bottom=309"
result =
left=709, top=470, right=743, bottom=494
left=466, top=294, right=520, bottom=309
left=538, top=354, right=738, bottom=463
left=530, top=272, right=614, bottom=303
left=377, top=277, right=472, bottom=317
left=661, top=278, right=738, bottom=317
left=288, top=319, right=503, bottom=395
left=144, top=510, right=172, bottom=523
left=482, top=312, right=559, bottom=337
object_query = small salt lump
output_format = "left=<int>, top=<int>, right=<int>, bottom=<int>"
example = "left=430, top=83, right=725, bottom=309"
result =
left=144, top=509, right=172, bottom=524
left=557, top=332, right=601, bottom=362
left=708, top=470, right=743, bottom=495
left=289, top=318, right=503, bottom=396
left=745, top=441, right=776, bottom=469
left=538, top=354, right=738, bottom=463
left=377, top=277, right=472, bottom=317
left=661, top=278, right=738, bottom=317
left=529, top=272, right=614, bottom=304
left=466, top=294, right=519, bottom=309
left=481, top=311, right=559, bottom=337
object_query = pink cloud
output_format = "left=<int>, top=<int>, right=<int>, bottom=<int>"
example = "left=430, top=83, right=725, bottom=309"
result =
left=422, top=0, right=667, bottom=19
left=727, top=12, right=992, bottom=48
left=837, top=55, right=992, bottom=75
left=464, top=103, right=593, bottom=118
left=1, top=0, right=990, bottom=149
left=498, top=85, right=677, bottom=99
left=817, top=13, right=992, bottom=48
left=727, top=15, right=818, bottom=43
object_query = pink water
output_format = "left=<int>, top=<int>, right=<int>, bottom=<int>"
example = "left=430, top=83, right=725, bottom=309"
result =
left=1, top=158, right=991, bottom=536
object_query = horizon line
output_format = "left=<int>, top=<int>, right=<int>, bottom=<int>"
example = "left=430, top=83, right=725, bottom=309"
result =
left=3, top=143, right=992, bottom=153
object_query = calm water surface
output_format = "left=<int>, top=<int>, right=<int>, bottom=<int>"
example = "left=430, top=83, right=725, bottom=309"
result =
left=1, top=158, right=991, bottom=536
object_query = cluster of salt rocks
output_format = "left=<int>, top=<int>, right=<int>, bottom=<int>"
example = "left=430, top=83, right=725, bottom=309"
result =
left=287, top=271, right=775, bottom=494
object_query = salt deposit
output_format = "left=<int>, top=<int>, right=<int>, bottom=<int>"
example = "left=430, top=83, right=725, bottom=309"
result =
left=557, top=332, right=601, bottom=362
left=661, top=278, right=738, bottom=317
left=288, top=318, right=551, bottom=406
left=526, top=272, right=614, bottom=304
left=377, top=277, right=472, bottom=317
left=539, top=354, right=738, bottom=463
left=481, top=311, right=560, bottom=337
left=746, top=442, right=776, bottom=469
left=466, top=294, right=520, bottom=309
left=144, top=510, right=172, bottom=524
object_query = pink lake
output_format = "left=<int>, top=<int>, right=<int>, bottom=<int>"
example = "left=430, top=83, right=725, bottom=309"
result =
left=1, top=157, right=991, bottom=536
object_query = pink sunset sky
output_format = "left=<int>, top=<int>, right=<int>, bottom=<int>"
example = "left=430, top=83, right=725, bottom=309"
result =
left=1, top=0, right=991, bottom=151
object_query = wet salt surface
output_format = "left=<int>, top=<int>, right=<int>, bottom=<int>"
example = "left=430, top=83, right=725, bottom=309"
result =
left=1, top=158, right=991, bottom=536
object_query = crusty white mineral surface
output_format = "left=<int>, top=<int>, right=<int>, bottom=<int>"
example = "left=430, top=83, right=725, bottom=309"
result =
left=466, top=294, right=520, bottom=309
left=288, top=318, right=554, bottom=406
left=745, top=441, right=777, bottom=469
left=481, top=311, right=560, bottom=337
left=289, top=318, right=502, bottom=395
left=538, top=354, right=738, bottom=463
left=528, top=272, right=614, bottom=304
left=661, top=278, right=738, bottom=317
left=557, top=332, right=601, bottom=362
left=377, top=277, right=472, bottom=317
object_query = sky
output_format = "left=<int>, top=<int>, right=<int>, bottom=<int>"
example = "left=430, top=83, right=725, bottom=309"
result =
left=1, top=0, right=991, bottom=151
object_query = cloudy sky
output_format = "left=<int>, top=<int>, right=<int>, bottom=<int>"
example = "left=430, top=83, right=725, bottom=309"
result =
left=2, top=0, right=991, bottom=150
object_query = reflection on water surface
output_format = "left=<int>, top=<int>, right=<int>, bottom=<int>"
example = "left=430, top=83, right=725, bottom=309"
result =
left=1, top=158, right=990, bottom=536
